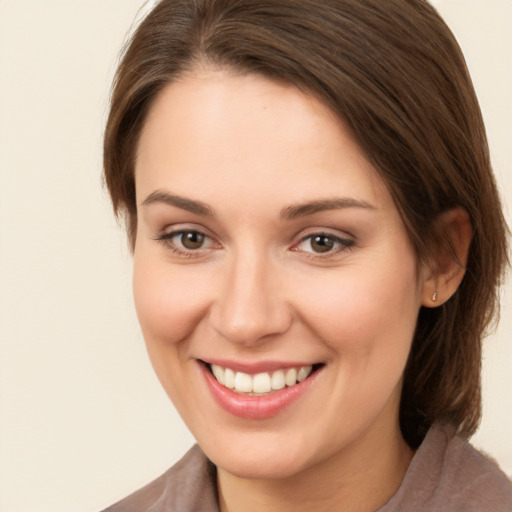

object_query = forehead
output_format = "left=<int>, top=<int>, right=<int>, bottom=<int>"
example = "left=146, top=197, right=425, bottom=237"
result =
left=135, top=69, right=391, bottom=213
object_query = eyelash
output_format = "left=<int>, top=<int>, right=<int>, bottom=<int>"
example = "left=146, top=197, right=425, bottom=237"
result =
left=154, top=229, right=354, bottom=258
left=293, top=232, right=355, bottom=257
left=155, top=230, right=218, bottom=257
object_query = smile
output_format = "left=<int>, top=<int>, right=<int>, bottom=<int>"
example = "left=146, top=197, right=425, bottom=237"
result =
left=201, top=361, right=324, bottom=419
left=209, top=364, right=315, bottom=395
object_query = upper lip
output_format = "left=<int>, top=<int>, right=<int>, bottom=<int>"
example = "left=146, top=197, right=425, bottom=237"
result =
left=200, top=358, right=323, bottom=374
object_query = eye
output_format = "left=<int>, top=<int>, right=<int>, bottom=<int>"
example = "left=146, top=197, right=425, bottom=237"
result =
left=156, top=229, right=218, bottom=255
left=294, top=233, right=354, bottom=255
left=177, top=231, right=206, bottom=250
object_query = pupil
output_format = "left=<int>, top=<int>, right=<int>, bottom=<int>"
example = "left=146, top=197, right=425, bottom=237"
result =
left=312, top=235, right=334, bottom=253
left=182, top=232, right=204, bottom=249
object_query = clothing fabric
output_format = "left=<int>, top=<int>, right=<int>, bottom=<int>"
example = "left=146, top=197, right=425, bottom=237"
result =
left=102, top=423, right=512, bottom=512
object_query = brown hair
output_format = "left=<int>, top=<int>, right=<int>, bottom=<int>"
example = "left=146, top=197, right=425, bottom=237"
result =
left=103, top=0, right=508, bottom=448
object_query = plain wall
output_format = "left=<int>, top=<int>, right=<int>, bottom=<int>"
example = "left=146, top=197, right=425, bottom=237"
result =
left=0, top=1, right=510, bottom=511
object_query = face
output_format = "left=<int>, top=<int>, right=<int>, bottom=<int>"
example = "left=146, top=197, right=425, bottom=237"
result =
left=133, top=70, right=429, bottom=480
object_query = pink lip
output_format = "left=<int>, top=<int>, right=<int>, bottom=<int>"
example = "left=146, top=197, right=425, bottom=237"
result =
left=200, top=362, right=321, bottom=420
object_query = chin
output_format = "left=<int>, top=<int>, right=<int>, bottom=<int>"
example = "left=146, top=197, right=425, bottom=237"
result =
left=196, top=428, right=325, bottom=480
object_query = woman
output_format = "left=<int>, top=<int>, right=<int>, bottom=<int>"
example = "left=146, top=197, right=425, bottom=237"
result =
left=102, top=0, right=512, bottom=510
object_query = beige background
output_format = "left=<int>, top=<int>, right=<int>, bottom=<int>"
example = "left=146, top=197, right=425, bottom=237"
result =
left=0, top=1, right=510, bottom=511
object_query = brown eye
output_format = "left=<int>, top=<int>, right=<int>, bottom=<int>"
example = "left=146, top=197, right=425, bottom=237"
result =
left=180, top=231, right=205, bottom=250
left=310, top=235, right=335, bottom=253
left=294, top=232, right=354, bottom=256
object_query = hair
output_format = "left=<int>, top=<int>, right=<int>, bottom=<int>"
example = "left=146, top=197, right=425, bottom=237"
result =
left=103, top=0, right=508, bottom=448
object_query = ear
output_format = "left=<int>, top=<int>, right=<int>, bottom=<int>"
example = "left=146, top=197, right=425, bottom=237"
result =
left=421, top=208, right=472, bottom=308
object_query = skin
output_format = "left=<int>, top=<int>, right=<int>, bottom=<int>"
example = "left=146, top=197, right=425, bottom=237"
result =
left=132, top=69, right=468, bottom=512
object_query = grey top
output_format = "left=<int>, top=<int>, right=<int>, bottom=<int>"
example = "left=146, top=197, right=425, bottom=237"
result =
left=103, top=423, right=512, bottom=512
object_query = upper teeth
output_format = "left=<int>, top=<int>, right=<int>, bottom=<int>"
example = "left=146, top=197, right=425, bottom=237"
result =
left=211, top=364, right=313, bottom=394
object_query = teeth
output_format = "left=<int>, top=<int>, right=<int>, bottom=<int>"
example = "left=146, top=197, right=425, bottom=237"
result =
left=285, top=368, right=297, bottom=387
left=234, top=372, right=253, bottom=392
left=210, top=364, right=314, bottom=394
left=271, top=370, right=285, bottom=390
left=253, top=372, right=272, bottom=393
left=212, top=364, right=225, bottom=385
left=297, top=365, right=312, bottom=382
left=224, top=368, right=235, bottom=389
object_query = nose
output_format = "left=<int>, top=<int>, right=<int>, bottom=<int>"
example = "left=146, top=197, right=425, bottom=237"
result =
left=208, top=251, right=292, bottom=346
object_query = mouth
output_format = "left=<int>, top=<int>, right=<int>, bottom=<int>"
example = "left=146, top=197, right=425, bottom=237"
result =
left=203, top=361, right=324, bottom=396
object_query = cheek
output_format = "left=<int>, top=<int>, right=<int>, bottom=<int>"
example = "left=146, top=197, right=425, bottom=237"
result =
left=131, top=251, right=216, bottom=413
left=295, top=257, right=421, bottom=359
left=132, top=252, right=211, bottom=347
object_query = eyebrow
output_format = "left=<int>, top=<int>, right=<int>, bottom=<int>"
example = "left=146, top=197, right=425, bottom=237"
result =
left=142, top=191, right=375, bottom=219
left=142, top=190, right=214, bottom=216
left=280, top=198, right=376, bottom=220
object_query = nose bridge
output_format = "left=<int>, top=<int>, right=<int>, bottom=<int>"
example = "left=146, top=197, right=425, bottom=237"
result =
left=210, top=246, right=290, bottom=345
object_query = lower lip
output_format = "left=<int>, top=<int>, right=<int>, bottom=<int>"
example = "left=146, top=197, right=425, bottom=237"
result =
left=200, top=363, right=320, bottom=420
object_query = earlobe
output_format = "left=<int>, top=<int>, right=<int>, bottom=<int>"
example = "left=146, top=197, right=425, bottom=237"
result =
left=421, top=208, right=472, bottom=308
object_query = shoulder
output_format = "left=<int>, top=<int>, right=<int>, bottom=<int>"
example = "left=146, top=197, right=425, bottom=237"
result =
left=101, top=445, right=218, bottom=512
left=380, top=423, right=512, bottom=512
left=438, top=428, right=512, bottom=510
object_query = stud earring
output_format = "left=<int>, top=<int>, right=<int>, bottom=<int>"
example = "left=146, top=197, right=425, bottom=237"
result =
left=432, top=291, right=438, bottom=303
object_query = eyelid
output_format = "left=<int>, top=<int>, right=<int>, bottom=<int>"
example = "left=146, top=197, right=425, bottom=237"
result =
left=155, top=222, right=217, bottom=241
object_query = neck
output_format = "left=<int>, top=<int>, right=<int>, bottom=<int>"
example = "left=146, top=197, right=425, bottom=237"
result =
left=217, top=421, right=413, bottom=512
